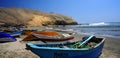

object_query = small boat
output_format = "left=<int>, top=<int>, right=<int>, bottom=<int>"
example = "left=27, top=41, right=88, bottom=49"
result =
left=26, top=35, right=105, bottom=58
left=0, top=32, right=17, bottom=42
left=9, top=30, right=23, bottom=37
left=23, top=31, right=74, bottom=42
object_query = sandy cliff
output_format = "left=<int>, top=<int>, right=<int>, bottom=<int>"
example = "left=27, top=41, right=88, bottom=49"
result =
left=0, top=7, right=78, bottom=26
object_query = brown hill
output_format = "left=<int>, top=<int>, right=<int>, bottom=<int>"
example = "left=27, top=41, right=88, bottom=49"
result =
left=0, top=7, right=78, bottom=26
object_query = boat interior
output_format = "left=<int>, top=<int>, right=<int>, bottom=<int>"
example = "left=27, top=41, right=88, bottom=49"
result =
left=32, top=36, right=104, bottom=49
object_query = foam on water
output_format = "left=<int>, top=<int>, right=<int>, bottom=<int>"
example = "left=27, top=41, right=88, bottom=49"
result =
left=58, top=22, right=120, bottom=39
left=89, top=22, right=109, bottom=26
left=76, top=30, right=120, bottom=39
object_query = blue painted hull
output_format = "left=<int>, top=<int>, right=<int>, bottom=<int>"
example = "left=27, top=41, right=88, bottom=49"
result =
left=0, top=32, right=17, bottom=42
left=9, top=30, right=23, bottom=37
left=27, top=37, right=105, bottom=58
left=27, top=43, right=104, bottom=58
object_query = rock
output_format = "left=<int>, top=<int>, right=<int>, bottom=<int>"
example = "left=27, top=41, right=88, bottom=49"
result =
left=0, top=7, right=78, bottom=26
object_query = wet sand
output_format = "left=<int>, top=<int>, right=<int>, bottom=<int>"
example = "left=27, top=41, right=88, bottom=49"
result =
left=100, top=37, right=120, bottom=58
left=0, top=34, right=120, bottom=58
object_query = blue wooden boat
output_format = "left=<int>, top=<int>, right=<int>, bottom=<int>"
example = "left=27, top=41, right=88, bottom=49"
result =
left=8, top=30, right=23, bottom=37
left=26, top=35, right=105, bottom=58
left=0, top=32, right=17, bottom=42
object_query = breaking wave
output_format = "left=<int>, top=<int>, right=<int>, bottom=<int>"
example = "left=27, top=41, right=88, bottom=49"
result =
left=78, top=22, right=120, bottom=27
left=89, top=22, right=109, bottom=26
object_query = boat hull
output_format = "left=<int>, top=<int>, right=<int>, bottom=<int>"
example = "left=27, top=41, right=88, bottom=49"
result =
left=31, top=36, right=74, bottom=42
left=0, top=37, right=16, bottom=42
left=27, top=41, right=104, bottom=58
left=10, top=30, right=23, bottom=37
left=23, top=32, right=74, bottom=42
left=0, top=32, right=17, bottom=42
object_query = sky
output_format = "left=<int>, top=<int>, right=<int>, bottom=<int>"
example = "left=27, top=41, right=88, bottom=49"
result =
left=0, top=0, right=120, bottom=24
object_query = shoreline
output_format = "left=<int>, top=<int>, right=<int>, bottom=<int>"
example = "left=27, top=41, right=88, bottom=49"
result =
left=0, top=33, right=120, bottom=58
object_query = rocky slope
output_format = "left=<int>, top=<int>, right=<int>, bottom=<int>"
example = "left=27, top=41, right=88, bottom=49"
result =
left=0, top=7, right=78, bottom=26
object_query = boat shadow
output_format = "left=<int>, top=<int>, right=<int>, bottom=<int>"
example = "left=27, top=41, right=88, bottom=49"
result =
left=0, top=41, right=14, bottom=43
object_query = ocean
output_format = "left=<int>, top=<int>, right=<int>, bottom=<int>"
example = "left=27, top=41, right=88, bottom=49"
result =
left=64, top=22, right=120, bottom=39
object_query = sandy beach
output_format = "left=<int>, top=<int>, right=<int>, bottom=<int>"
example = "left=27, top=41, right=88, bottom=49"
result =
left=100, top=37, right=120, bottom=58
left=0, top=33, right=120, bottom=58
left=0, top=0, right=120, bottom=58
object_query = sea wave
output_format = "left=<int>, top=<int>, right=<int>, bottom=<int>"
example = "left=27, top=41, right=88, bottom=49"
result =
left=78, top=22, right=120, bottom=28
left=77, top=31, right=120, bottom=39
left=89, top=22, right=109, bottom=26
left=65, top=22, right=120, bottom=39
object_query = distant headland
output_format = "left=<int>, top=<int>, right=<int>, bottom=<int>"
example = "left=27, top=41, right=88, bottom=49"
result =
left=0, top=7, right=78, bottom=26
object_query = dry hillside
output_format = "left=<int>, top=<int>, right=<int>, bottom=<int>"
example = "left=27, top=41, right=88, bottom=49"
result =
left=0, top=7, right=78, bottom=26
